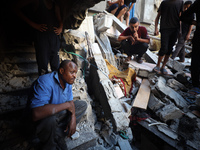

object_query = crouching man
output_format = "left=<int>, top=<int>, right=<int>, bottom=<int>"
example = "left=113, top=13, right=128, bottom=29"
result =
left=118, top=17, right=150, bottom=63
left=29, top=60, right=87, bottom=150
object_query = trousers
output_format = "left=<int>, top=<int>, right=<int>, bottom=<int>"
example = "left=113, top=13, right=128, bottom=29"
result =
left=121, top=40, right=148, bottom=57
left=34, top=31, right=60, bottom=75
left=35, top=100, right=87, bottom=150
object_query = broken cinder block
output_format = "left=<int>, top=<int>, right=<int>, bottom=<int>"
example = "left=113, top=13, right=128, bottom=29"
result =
left=156, top=103, right=183, bottom=122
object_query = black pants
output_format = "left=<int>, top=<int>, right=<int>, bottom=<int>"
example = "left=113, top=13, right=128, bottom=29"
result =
left=121, top=40, right=148, bottom=58
left=191, top=33, right=200, bottom=87
left=35, top=100, right=87, bottom=150
left=34, top=31, right=60, bottom=75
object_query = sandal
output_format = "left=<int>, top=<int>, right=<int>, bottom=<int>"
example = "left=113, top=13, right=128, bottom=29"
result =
left=160, top=68, right=168, bottom=75
left=153, top=66, right=160, bottom=73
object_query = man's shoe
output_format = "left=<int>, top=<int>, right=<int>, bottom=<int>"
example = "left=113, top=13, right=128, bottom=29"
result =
left=136, top=56, right=143, bottom=64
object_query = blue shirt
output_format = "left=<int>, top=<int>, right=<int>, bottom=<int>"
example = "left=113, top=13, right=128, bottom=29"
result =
left=30, top=71, right=73, bottom=108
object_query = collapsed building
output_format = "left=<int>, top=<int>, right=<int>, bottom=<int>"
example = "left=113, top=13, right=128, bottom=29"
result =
left=0, top=0, right=200, bottom=150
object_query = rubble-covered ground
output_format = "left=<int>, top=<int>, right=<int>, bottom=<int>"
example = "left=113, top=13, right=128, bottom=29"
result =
left=1, top=10, right=200, bottom=150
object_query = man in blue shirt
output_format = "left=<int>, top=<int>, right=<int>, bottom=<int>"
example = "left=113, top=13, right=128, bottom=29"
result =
left=29, top=60, right=87, bottom=150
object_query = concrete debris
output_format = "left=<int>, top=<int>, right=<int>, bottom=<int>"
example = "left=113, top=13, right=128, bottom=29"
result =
left=117, top=136, right=132, bottom=150
left=156, top=103, right=183, bottom=122
left=148, top=93, right=165, bottom=111
left=1, top=9, right=200, bottom=150
left=154, top=76, right=188, bottom=109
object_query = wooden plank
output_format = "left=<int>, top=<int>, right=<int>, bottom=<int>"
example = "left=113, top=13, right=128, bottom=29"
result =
left=132, top=79, right=150, bottom=109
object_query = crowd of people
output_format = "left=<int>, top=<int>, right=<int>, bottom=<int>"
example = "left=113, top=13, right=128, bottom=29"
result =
left=14, top=0, right=200, bottom=149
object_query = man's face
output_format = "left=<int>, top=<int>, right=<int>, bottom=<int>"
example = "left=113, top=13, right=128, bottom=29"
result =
left=129, top=22, right=139, bottom=33
left=61, top=62, right=78, bottom=85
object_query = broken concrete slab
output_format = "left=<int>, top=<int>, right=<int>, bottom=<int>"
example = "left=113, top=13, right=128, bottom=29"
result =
left=66, top=131, right=97, bottom=150
left=156, top=103, right=183, bottom=122
left=166, top=58, right=185, bottom=72
left=148, top=93, right=165, bottom=111
left=117, top=136, right=132, bottom=150
left=157, top=125, right=178, bottom=140
left=167, top=79, right=187, bottom=92
left=99, top=32, right=117, bottom=66
left=96, top=14, right=113, bottom=33
left=78, top=16, right=95, bottom=43
left=155, top=76, right=188, bottom=109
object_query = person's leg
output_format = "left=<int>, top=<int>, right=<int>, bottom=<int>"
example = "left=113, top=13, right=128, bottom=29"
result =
left=171, top=36, right=185, bottom=59
left=35, top=116, right=57, bottom=150
left=34, top=32, right=50, bottom=75
left=178, top=44, right=185, bottom=62
left=125, top=11, right=130, bottom=26
left=161, top=28, right=179, bottom=69
left=115, top=5, right=127, bottom=20
left=121, top=40, right=132, bottom=60
left=132, top=43, right=148, bottom=58
left=49, top=32, right=60, bottom=72
left=107, top=4, right=118, bottom=15
left=74, top=100, right=87, bottom=124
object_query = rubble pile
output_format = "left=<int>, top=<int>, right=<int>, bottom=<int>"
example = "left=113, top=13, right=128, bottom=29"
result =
left=1, top=10, right=200, bottom=150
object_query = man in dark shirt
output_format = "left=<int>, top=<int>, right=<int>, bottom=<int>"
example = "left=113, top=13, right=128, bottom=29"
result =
left=180, top=0, right=200, bottom=90
left=118, top=17, right=150, bottom=63
left=154, top=0, right=183, bottom=74
left=171, top=1, right=194, bottom=62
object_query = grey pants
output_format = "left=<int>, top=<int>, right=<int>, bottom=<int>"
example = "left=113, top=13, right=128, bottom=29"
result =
left=35, top=100, right=87, bottom=150
left=171, top=34, right=186, bottom=62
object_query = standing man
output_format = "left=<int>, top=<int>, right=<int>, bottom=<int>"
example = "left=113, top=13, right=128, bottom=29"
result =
left=180, top=0, right=200, bottom=90
left=154, top=0, right=183, bottom=74
left=29, top=60, right=87, bottom=150
left=171, top=1, right=194, bottom=62
left=118, top=17, right=150, bottom=63
left=15, top=0, right=63, bottom=75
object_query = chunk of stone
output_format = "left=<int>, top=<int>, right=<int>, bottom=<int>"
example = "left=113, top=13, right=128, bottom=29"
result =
left=66, top=131, right=97, bottom=150
left=148, top=93, right=165, bottom=111
left=157, top=125, right=178, bottom=140
left=9, top=77, right=25, bottom=89
left=117, top=136, right=132, bottom=150
left=166, top=58, right=185, bottom=72
left=196, top=94, right=200, bottom=106
left=156, top=103, right=183, bottom=122
left=167, top=79, right=187, bottom=91
left=155, top=76, right=187, bottom=108
left=71, top=131, right=80, bottom=140
left=97, top=14, right=113, bottom=32
left=137, top=70, right=149, bottom=78
left=112, top=112, right=130, bottom=131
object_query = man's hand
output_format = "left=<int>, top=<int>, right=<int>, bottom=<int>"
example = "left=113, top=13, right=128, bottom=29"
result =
left=54, top=26, right=62, bottom=35
left=154, top=28, right=159, bottom=36
left=185, top=33, right=190, bottom=41
left=64, top=115, right=76, bottom=137
left=129, top=36, right=135, bottom=45
left=134, top=32, right=139, bottom=41
left=32, top=23, right=47, bottom=32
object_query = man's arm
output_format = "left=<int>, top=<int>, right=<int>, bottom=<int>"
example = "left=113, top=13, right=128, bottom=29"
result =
left=32, top=100, right=75, bottom=122
left=14, top=0, right=47, bottom=32
left=118, top=35, right=135, bottom=45
left=54, top=4, right=63, bottom=35
left=133, top=32, right=150, bottom=44
left=154, top=11, right=161, bottom=35
left=127, top=2, right=134, bottom=13
left=185, top=25, right=193, bottom=41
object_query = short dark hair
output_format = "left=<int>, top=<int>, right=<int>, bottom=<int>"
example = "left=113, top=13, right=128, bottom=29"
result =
left=184, top=1, right=192, bottom=5
left=58, top=60, right=77, bottom=74
left=129, top=17, right=139, bottom=24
